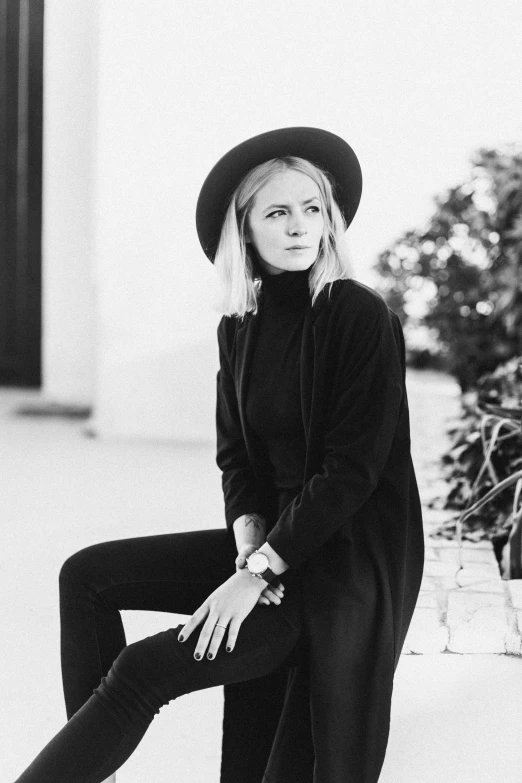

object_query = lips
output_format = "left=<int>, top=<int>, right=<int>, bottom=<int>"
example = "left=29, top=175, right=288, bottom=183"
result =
left=287, top=245, right=311, bottom=250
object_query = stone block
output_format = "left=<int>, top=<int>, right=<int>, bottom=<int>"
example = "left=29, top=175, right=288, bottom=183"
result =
left=415, top=592, right=438, bottom=609
left=460, top=545, right=497, bottom=566
left=457, top=562, right=501, bottom=578
left=404, top=607, right=448, bottom=654
left=446, top=591, right=507, bottom=654
left=422, top=560, right=460, bottom=580
left=507, top=580, right=522, bottom=610
left=422, top=509, right=454, bottom=525
left=420, top=575, right=439, bottom=592
left=454, top=577, right=504, bottom=594
left=505, top=627, right=522, bottom=655
left=435, top=547, right=460, bottom=566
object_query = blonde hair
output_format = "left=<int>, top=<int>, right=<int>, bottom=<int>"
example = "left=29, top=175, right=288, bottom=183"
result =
left=213, top=156, right=354, bottom=318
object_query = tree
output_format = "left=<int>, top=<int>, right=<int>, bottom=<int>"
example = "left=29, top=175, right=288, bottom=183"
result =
left=374, top=145, right=522, bottom=391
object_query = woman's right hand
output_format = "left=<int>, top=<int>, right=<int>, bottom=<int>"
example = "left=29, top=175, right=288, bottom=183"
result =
left=235, top=544, right=285, bottom=606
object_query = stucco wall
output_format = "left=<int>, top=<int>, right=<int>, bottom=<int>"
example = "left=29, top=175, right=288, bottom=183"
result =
left=41, top=1, right=366, bottom=442
left=41, top=0, right=98, bottom=406
left=90, top=2, right=226, bottom=441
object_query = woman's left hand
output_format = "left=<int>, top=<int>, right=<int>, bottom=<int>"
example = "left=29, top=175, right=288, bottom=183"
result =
left=178, top=568, right=269, bottom=660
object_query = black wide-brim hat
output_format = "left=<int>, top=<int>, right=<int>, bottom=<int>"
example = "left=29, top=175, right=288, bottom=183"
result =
left=196, top=126, right=362, bottom=262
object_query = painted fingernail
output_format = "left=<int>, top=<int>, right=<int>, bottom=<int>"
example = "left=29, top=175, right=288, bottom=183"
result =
left=207, top=652, right=213, bottom=660
left=194, top=652, right=201, bottom=660
left=226, top=646, right=232, bottom=652
left=178, top=635, right=184, bottom=642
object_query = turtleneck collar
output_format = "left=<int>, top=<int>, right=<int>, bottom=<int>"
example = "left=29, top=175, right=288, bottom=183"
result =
left=259, top=267, right=311, bottom=309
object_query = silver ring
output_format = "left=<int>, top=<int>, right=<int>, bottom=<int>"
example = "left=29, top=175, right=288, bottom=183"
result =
left=215, top=624, right=227, bottom=629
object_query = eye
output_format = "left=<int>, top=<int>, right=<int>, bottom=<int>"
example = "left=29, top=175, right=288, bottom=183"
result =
left=266, top=210, right=286, bottom=219
left=307, top=206, right=321, bottom=213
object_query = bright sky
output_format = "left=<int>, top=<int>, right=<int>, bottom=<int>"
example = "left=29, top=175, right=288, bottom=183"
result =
left=178, top=0, right=522, bottom=286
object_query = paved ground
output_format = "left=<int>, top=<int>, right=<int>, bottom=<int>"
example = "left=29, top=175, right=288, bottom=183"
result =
left=2, top=371, right=521, bottom=782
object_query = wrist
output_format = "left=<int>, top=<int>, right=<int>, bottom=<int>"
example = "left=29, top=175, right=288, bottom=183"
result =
left=256, top=542, right=289, bottom=576
left=236, top=566, right=266, bottom=592
left=245, top=549, right=282, bottom=588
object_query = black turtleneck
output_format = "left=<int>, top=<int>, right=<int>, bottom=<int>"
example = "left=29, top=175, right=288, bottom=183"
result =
left=246, top=268, right=310, bottom=514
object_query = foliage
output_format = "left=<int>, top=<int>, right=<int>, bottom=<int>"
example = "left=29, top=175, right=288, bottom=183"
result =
left=431, top=356, right=522, bottom=544
left=374, top=144, right=522, bottom=391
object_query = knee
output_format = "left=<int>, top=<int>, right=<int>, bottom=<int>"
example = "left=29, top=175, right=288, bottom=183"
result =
left=109, top=631, right=192, bottom=701
left=59, top=543, right=106, bottom=594
left=112, top=640, right=150, bottom=683
left=96, top=639, right=167, bottom=725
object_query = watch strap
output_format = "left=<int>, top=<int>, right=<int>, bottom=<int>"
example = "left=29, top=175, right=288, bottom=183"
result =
left=255, top=567, right=281, bottom=589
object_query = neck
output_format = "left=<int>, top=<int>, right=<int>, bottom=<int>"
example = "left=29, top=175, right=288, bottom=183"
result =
left=260, top=267, right=311, bottom=308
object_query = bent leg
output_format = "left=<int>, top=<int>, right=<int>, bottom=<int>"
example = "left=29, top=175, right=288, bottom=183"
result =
left=59, top=529, right=237, bottom=717
left=15, top=571, right=303, bottom=783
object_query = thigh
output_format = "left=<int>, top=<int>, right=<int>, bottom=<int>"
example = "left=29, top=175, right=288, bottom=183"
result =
left=98, top=569, right=304, bottom=710
left=63, top=529, right=238, bottom=615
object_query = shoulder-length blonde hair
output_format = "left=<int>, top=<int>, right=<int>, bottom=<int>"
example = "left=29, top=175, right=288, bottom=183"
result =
left=213, top=156, right=354, bottom=318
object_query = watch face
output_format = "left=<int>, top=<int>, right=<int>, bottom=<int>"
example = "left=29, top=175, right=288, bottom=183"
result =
left=247, top=552, right=269, bottom=575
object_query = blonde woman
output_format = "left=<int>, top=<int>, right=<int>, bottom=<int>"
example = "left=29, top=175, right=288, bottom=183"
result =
left=14, top=127, right=424, bottom=783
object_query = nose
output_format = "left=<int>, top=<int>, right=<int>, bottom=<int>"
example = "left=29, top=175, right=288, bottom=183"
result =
left=287, top=211, right=307, bottom=236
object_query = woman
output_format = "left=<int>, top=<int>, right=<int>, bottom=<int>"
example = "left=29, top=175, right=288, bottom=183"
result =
left=14, top=126, right=424, bottom=783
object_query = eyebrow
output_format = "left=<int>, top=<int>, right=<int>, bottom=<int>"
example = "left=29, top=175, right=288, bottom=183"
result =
left=262, top=197, right=320, bottom=212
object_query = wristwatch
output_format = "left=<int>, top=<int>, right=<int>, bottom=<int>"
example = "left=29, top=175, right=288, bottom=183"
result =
left=246, top=550, right=281, bottom=588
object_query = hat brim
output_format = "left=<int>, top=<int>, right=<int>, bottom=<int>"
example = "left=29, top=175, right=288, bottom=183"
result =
left=195, top=126, right=362, bottom=262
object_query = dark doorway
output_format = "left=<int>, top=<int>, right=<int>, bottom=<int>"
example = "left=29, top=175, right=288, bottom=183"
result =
left=0, top=0, right=44, bottom=386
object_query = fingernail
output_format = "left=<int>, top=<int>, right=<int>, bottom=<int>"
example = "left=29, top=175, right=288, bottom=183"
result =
left=194, top=652, right=201, bottom=660
left=226, top=646, right=232, bottom=652
left=207, top=652, right=213, bottom=660
left=178, top=635, right=184, bottom=642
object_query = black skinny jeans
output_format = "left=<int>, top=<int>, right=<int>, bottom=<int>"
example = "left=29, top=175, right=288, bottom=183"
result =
left=14, top=529, right=304, bottom=783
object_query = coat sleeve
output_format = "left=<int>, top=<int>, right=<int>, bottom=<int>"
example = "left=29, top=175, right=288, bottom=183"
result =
left=216, top=316, right=262, bottom=528
left=266, top=294, right=405, bottom=569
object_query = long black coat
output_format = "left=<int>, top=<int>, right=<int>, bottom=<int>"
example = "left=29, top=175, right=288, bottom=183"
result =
left=215, top=278, right=424, bottom=783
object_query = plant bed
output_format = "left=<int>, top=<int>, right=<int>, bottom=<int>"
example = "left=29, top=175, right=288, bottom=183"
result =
left=428, top=356, right=522, bottom=577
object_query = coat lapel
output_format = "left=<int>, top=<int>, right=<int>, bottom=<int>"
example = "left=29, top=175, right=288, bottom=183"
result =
left=234, top=310, right=262, bottom=464
left=300, top=289, right=330, bottom=481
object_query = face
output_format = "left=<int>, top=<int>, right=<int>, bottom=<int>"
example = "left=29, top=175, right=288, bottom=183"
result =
left=246, top=169, right=325, bottom=276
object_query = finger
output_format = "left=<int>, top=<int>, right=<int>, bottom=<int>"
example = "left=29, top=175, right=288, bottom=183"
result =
left=262, top=587, right=281, bottom=605
left=178, top=605, right=208, bottom=642
left=194, top=614, right=219, bottom=660
left=206, top=621, right=228, bottom=660
left=257, top=595, right=270, bottom=605
left=225, top=618, right=242, bottom=652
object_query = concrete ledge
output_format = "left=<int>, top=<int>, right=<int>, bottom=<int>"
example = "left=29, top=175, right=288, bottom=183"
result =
left=447, top=591, right=507, bottom=654
left=402, top=537, right=522, bottom=656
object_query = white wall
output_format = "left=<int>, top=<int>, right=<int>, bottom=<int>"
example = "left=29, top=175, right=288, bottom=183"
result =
left=91, top=3, right=222, bottom=441
left=42, top=0, right=522, bottom=441
left=41, top=0, right=98, bottom=406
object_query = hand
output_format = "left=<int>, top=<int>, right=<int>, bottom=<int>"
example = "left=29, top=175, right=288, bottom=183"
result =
left=178, top=569, right=267, bottom=660
left=235, top=544, right=285, bottom=607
